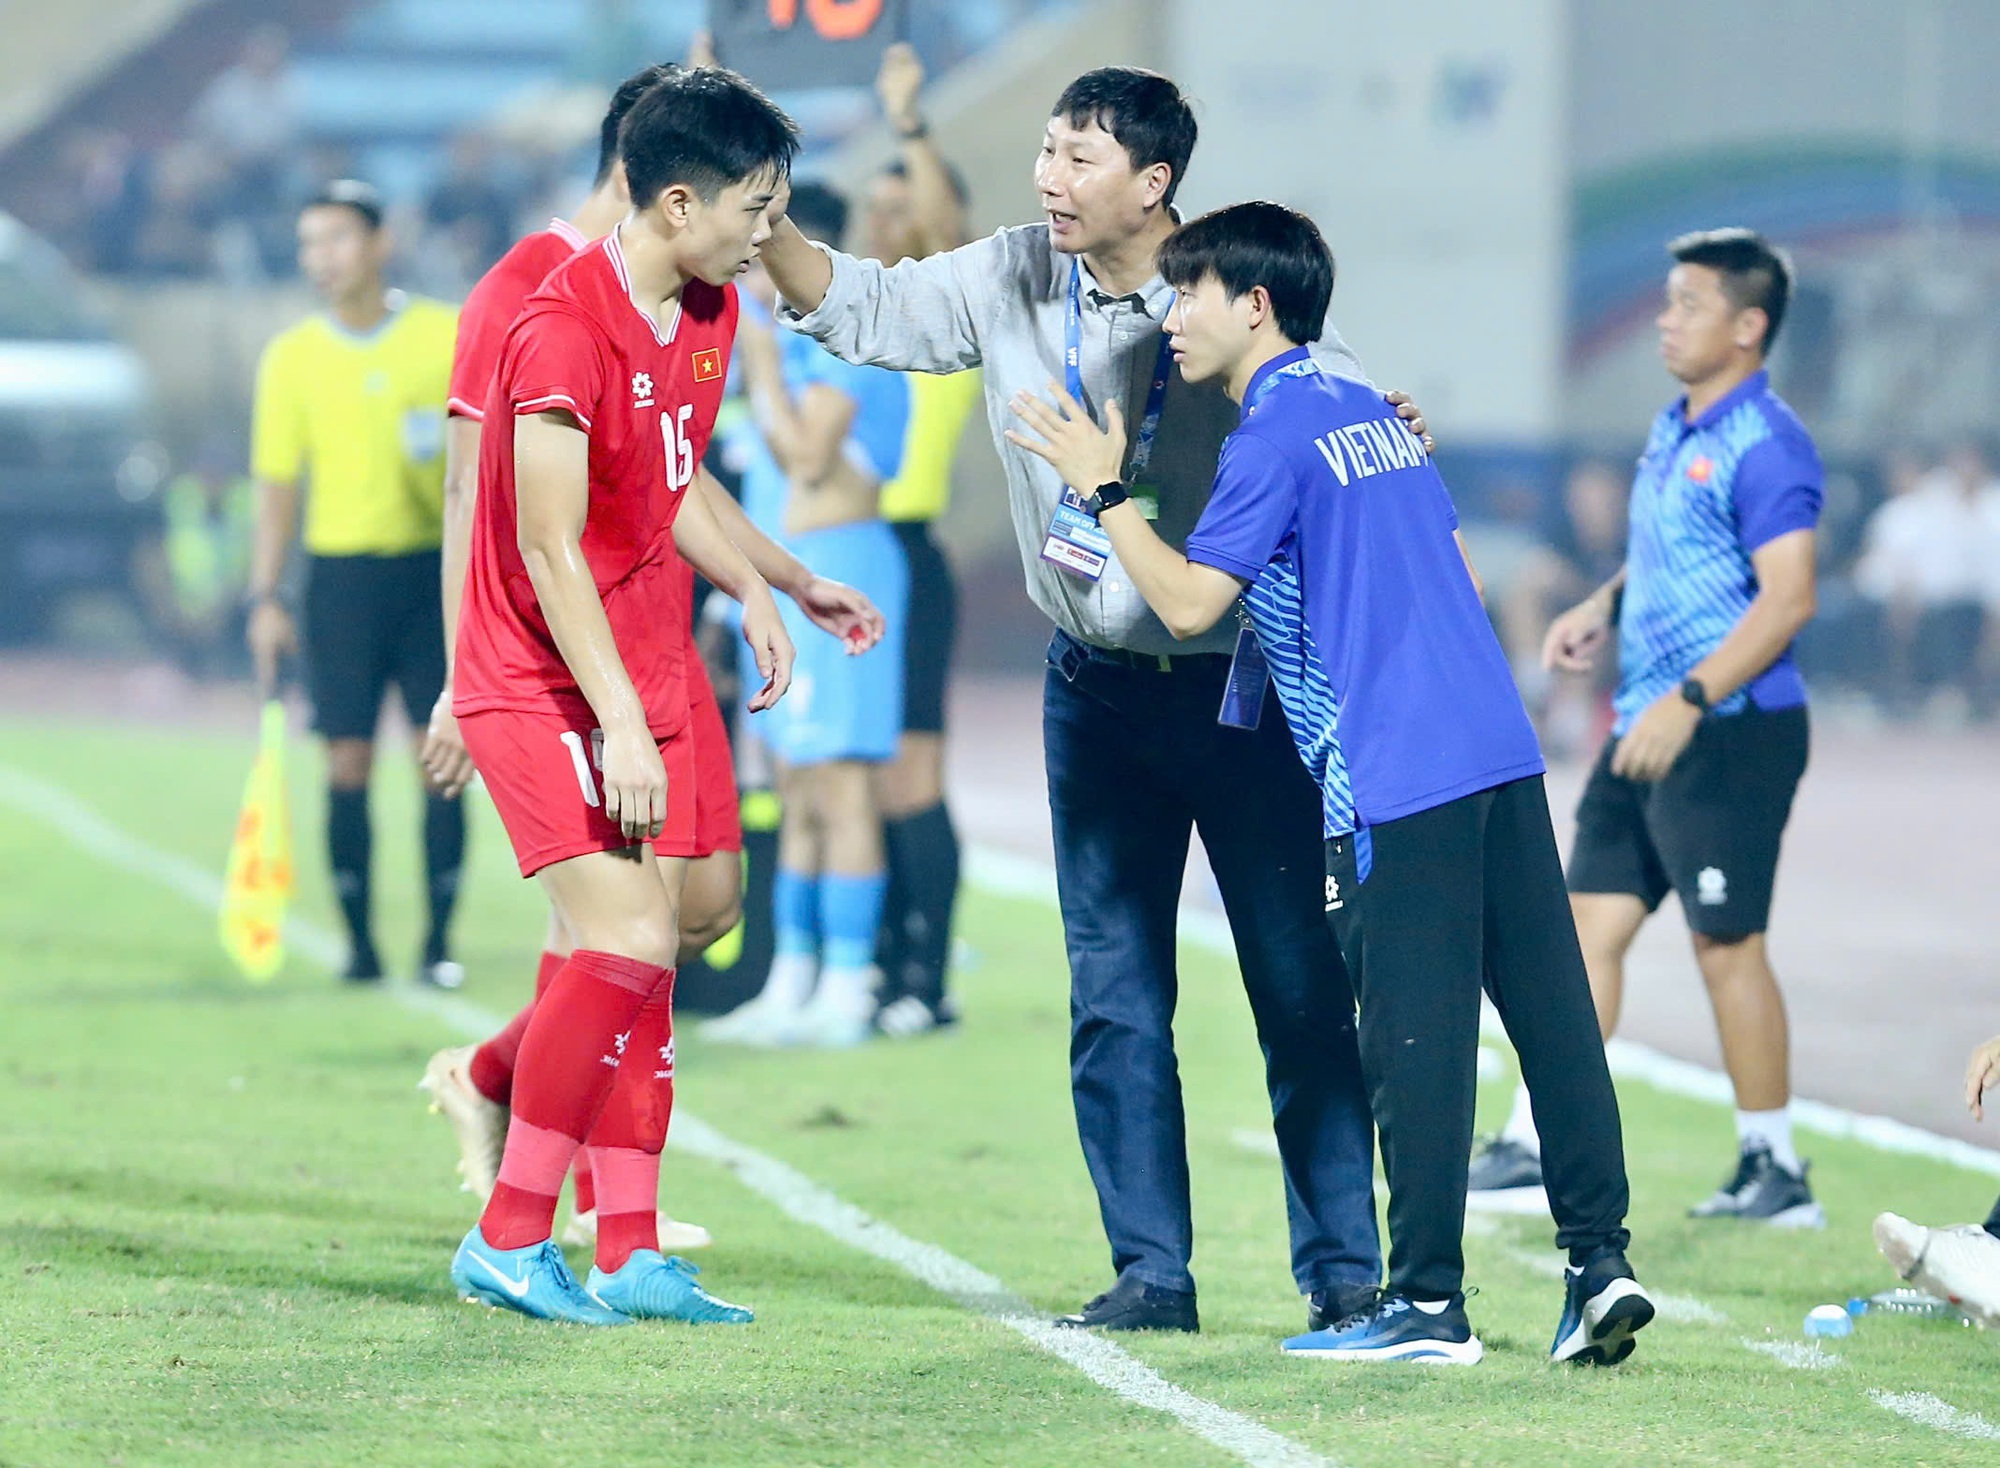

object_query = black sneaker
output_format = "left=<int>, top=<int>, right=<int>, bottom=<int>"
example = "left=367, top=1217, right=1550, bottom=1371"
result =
left=1688, top=1145, right=1825, bottom=1228
left=1550, top=1249, right=1655, bottom=1365
left=1306, top=1281, right=1383, bottom=1334
left=1466, top=1136, right=1548, bottom=1213
left=1055, top=1273, right=1198, bottom=1333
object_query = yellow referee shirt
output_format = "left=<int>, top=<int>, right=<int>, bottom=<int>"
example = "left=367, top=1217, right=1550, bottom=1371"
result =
left=879, top=367, right=982, bottom=525
left=251, top=294, right=457, bottom=557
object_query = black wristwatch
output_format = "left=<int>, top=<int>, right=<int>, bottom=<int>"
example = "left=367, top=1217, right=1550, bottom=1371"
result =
left=1084, top=480, right=1129, bottom=519
left=1679, top=677, right=1710, bottom=713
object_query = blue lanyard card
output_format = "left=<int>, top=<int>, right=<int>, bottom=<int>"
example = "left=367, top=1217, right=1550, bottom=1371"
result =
left=1041, top=488, right=1112, bottom=581
left=1218, top=619, right=1269, bottom=729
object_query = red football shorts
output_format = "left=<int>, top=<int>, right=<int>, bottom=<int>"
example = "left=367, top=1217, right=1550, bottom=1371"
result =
left=462, top=707, right=698, bottom=878
left=657, top=684, right=743, bottom=859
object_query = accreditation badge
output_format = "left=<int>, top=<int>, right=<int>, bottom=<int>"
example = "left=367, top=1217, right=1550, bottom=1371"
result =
left=1040, top=489, right=1111, bottom=582
left=401, top=407, right=445, bottom=463
left=1217, top=618, right=1270, bottom=729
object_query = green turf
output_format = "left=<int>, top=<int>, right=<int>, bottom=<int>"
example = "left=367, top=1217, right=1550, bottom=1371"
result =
left=0, top=719, right=1995, bottom=1467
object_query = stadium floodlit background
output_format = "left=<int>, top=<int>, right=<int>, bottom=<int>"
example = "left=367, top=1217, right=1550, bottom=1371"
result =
left=2, top=1, right=1999, bottom=1463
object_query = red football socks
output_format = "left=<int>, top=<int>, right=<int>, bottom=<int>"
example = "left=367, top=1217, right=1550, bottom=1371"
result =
left=476, top=951, right=668, bottom=1250
left=585, top=978, right=676, bottom=1273
left=467, top=949, right=564, bottom=1105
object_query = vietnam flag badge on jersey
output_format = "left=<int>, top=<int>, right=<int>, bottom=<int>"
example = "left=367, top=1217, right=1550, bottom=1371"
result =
left=219, top=700, right=297, bottom=983
left=692, top=347, right=723, bottom=383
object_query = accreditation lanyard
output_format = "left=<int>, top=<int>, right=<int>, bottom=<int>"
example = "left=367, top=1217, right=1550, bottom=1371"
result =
left=1038, top=261, right=1177, bottom=583
left=1218, top=355, right=1323, bottom=728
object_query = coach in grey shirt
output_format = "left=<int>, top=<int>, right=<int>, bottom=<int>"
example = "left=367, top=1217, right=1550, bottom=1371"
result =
left=763, top=66, right=1419, bottom=1336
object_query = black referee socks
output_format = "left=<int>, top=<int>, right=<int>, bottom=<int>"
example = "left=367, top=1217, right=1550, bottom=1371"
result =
left=327, top=786, right=375, bottom=976
left=882, top=803, right=960, bottom=1006
left=423, top=792, right=465, bottom=965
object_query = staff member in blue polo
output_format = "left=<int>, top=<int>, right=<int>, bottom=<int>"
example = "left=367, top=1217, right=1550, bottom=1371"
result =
left=760, top=67, right=1429, bottom=1333
left=1010, top=201, right=1652, bottom=1364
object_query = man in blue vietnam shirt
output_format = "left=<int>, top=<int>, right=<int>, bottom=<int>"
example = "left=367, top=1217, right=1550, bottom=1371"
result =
left=1469, top=230, right=1826, bottom=1230
left=1008, top=201, right=1652, bottom=1366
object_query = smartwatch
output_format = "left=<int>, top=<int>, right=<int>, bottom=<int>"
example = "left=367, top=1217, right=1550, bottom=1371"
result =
left=1084, top=480, right=1129, bottom=519
left=1679, top=677, right=1710, bottom=713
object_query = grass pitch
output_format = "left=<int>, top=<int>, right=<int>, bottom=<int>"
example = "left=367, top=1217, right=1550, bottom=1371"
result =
left=0, top=718, right=1996, bottom=1466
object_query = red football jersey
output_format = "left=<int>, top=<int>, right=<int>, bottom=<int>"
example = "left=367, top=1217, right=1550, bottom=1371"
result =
left=447, top=218, right=588, bottom=420
left=454, top=228, right=738, bottom=735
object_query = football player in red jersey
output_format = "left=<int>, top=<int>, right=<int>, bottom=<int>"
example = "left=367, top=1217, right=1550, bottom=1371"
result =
left=418, top=63, right=882, bottom=1256
left=447, top=68, right=802, bottom=1325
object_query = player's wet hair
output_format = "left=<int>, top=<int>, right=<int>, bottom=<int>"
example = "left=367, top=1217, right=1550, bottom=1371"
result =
left=785, top=181, right=849, bottom=247
left=596, top=62, right=678, bottom=185
left=879, top=155, right=970, bottom=208
left=618, top=67, right=800, bottom=207
left=1158, top=201, right=1333, bottom=346
left=1668, top=227, right=1793, bottom=353
left=301, top=179, right=384, bottom=231
left=1051, top=67, right=1197, bottom=207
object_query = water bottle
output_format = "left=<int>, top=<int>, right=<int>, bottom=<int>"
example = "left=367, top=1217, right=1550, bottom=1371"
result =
left=1803, top=1304, right=1853, bottom=1338
left=1863, top=1288, right=1965, bottom=1320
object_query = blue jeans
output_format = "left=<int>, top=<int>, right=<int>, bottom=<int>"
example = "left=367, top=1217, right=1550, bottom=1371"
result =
left=1044, top=631, right=1381, bottom=1296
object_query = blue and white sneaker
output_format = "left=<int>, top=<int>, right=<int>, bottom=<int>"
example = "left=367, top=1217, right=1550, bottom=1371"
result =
left=1550, top=1250, right=1654, bottom=1365
left=450, top=1228, right=632, bottom=1326
left=1282, top=1292, right=1483, bottom=1364
left=586, top=1250, right=754, bottom=1324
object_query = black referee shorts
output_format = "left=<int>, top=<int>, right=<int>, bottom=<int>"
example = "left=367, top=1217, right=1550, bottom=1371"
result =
left=891, top=520, right=957, bottom=735
left=303, top=550, right=446, bottom=741
left=1567, top=704, right=1809, bottom=938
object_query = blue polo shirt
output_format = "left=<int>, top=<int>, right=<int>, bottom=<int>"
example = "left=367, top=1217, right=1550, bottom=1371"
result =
left=1614, top=368, right=1822, bottom=734
left=1184, top=346, right=1545, bottom=841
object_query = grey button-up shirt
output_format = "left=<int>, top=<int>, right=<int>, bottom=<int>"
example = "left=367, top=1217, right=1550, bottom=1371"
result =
left=782, top=224, right=1368, bottom=657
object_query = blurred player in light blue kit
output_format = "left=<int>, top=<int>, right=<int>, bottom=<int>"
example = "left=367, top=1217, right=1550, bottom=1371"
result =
left=707, top=182, right=909, bottom=1047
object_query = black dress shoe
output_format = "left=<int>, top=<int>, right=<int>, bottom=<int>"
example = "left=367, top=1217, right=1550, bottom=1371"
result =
left=1306, top=1281, right=1382, bottom=1333
left=1055, top=1273, right=1199, bottom=1333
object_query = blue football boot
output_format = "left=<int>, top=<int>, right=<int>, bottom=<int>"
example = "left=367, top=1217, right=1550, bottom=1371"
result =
left=451, top=1228, right=632, bottom=1325
left=1282, top=1292, right=1483, bottom=1364
left=586, top=1251, right=755, bottom=1324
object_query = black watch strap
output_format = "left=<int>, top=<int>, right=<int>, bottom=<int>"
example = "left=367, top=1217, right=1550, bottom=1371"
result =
left=1085, top=480, right=1129, bottom=518
left=1679, top=677, right=1710, bottom=712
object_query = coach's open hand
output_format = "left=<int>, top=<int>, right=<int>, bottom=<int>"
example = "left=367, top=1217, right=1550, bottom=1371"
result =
left=1610, top=691, right=1701, bottom=781
left=1384, top=391, right=1432, bottom=454
left=421, top=689, right=477, bottom=798
left=795, top=575, right=886, bottom=655
left=1005, top=381, right=1126, bottom=493
left=1967, top=1035, right=2000, bottom=1121
left=600, top=716, right=668, bottom=843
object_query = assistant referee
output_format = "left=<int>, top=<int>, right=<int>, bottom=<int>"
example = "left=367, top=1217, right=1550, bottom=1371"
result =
left=246, top=180, right=464, bottom=987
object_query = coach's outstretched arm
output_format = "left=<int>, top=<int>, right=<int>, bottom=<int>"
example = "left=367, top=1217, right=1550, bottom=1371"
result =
left=758, top=215, right=987, bottom=376
left=515, top=410, right=664, bottom=843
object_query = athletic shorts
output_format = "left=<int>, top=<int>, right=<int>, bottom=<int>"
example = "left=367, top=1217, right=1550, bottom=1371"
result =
left=891, top=520, right=956, bottom=735
left=658, top=678, right=742, bottom=859
left=303, top=550, right=445, bottom=739
left=460, top=707, right=697, bottom=878
left=745, top=519, right=908, bottom=767
left=1567, top=704, right=1809, bottom=938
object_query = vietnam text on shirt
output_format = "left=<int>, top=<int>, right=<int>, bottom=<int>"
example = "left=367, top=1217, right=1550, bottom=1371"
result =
left=1183, top=346, right=1544, bottom=840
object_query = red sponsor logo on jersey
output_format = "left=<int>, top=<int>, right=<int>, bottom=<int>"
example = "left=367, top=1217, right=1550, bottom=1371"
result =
left=692, top=347, right=723, bottom=383
left=1686, top=455, right=1713, bottom=484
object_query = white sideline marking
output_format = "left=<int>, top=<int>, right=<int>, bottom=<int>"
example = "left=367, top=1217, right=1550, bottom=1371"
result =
left=0, top=766, right=1335, bottom=1468
left=1870, top=1391, right=2000, bottom=1440
left=1743, top=1339, right=1841, bottom=1369
left=964, top=842, right=2000, bottom=1182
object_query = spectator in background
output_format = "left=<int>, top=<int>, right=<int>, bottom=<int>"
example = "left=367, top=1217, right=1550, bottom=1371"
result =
left=1853, top=439, right=2000, bottom=721
left=1502, top=459, right=1629, bottom=755
left=424, top=134, right=526, bottom=288
left=191, top=25, right=299, bottom=215
left=133, top=437, right=253, bottom=679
